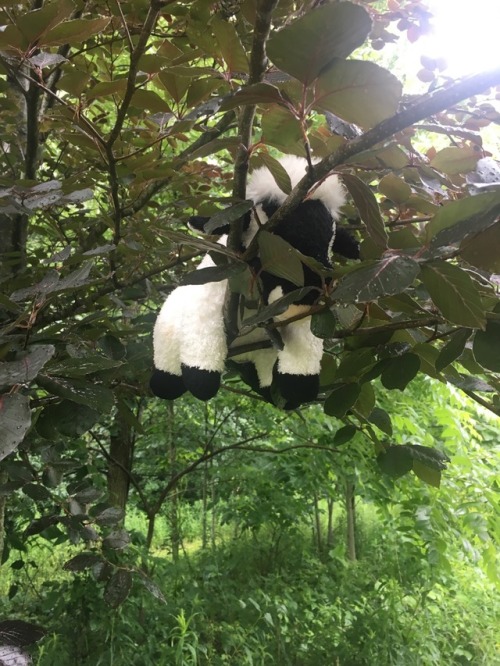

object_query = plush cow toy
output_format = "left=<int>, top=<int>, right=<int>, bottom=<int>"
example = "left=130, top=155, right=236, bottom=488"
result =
left=150, top=156, right=359, bottom=409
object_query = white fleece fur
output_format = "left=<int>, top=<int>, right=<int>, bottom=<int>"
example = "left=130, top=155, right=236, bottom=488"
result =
left=268, top=287, right=324, bottom=376
left=153, top=252, right=227, bottom=374
left=246, top=155, right=346, bottom=219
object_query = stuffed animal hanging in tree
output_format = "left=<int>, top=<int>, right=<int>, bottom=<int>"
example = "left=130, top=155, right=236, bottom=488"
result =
left=150, top=155, right=359, bottom=409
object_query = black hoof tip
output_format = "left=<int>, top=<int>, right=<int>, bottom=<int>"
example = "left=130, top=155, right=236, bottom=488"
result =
left=182, top=365, right=221, bottom=400
left=150, top=370, right=187, bottom=400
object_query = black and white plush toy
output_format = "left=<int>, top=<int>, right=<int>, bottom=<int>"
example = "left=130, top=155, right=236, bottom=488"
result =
left=150, top=156, right=359, bottom=408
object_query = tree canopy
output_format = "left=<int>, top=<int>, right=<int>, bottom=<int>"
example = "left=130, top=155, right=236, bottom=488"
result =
left=1, top=0, right=499, bottom=474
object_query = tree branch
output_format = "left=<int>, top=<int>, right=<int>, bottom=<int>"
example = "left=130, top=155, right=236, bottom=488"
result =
left=243, top=66, right=500, bottom=259
left=106, top=1, right=161, bottom=148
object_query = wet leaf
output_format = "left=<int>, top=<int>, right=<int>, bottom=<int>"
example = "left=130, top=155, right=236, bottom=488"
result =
left=104, top=570, right=133, bottom=608
left=421, top=262, right=486, bottom=329
left=0, top=394, right=31, bottom=462
left=0, top=345, right=55, bottom=389
left=340, top=173, right=388, bottom=249
left=332, top=256, right=420, bottom=303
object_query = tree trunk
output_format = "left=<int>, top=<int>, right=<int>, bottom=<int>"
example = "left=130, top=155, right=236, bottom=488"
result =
left=108, top=412, right=134, bottom=511
left=345, top=480, right=357, bottom=561
left=313, top=492, right=322, bottom=554
left=326, top=497, right=335, bottom=549
left=166, top=402, right=180, bottom=561
left=0, top=470, right=7, bottom=564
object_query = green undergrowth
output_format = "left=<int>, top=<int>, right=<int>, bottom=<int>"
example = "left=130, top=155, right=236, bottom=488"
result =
left=3, top=505, right=498, bottom=666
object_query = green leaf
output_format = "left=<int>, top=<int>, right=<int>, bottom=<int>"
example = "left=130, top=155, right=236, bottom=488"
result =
left=159, top=70, right=190, bottom=104
left=212, top=15, right=249, bottom=73
left=45, top=354, right=122, bottom=378
left=378, top=173, right=412, bottom=204
left=311, top=309, right=337, bottom=339
left=0, top=394, right=31, bottom=462
left=380, top=353, right=421, bottom=390
left=267, top=2, right=372, bottom=85
left=131, top=89, right=172, bottom=113
left=369, top=407, right=393, bottom=436
left=412, top=461, right=441, bottom=488
left=335, top=348, right=377, bottom=381
left=44, top=17, right=111, bottom=46
left=57, top=71, right=91, bottom=96
left=258, top=231, right=304, bottom=287
left=324, top=382, right=361, bottom=418
left=460, top=220, right=500, bottom=271
left=64, top=553, right=104, bottom=572
left=103, top=529, right=131, bottom=550
left=354, top=381, right=375, bottom=417
left=426, top=190, right=500, bottom=246
left=315, top=60, right=402, bottom=129
left=255, top=154, right=292, bottom=195
left=260, top=106, right=303, bottom=149
left=241, top=288, right=315, bottom=329
left=340, top=174, right=388, bottom=250
left=333, top=424, right=357, bottom=445
left=332, top=256, right=420, bottom=303
left=430, top=146, right=480, bottom=176
left=163, top=230, right=236, bottom=259
left=16, top=0, right=74, bottom=44
left=377, top=446, right=413, bottom=479
left=180, top=262, right=246, bottom=286
left=204, top=200, right=254, bottom=233
left=87, top=79, right=127, bottom=100
left=10, top=262, right=94, bottom=301
left=94, top=507, right=125, bottom=527
left=473, top=319, right=500, bottom=372
left=435, top=328, right=471, bottom=372
left=420, top=262, right=486, bottom=329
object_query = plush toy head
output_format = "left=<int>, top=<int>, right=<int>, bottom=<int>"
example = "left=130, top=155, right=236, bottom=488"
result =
left=150, top=156, right=359, bottom=408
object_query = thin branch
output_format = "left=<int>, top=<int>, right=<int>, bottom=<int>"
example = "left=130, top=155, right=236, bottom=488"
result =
left=122, top=110, right=237, bottom=217
left=464, top=390, right=500, bottom=417
left=106, top=1, right=161, bottom=148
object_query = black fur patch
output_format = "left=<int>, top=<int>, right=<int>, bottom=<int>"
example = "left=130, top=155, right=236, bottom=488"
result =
left=150, top=370, right=187, bottom=400
left=275, top=371, right=320, bottom=408
left=182, top=365, right=221, bottom=400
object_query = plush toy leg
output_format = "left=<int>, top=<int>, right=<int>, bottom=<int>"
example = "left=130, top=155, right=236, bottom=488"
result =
left=151, top=250, right=229, bottom=400
left=178, top=258, right=228, bottom=400
left=268, top=294, right=324, bottom=407
left=150, top=369, right=187, bottom=400
left=151, top=287, right=186, bottom=399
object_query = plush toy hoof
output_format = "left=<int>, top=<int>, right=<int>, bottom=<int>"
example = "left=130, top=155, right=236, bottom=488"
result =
left=150, top=370, right=187, bottom=400
left=275, top=372, right=319, bottom=409
left=182, top=365, right=221, bottom=400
